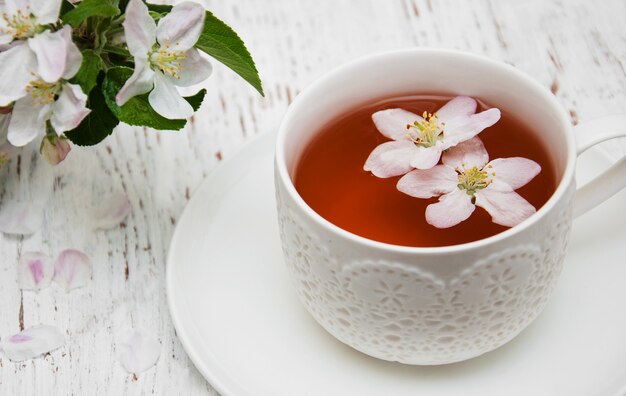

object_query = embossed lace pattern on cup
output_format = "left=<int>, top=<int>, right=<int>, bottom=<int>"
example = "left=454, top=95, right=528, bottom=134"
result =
left=276, top=187, right=573, bottom=364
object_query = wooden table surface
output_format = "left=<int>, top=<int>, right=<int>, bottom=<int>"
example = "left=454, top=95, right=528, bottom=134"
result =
left=1, top=0, right=624, bottom=394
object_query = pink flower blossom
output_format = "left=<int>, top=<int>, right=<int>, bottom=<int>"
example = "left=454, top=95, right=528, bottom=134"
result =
left=0, top=0, right=62, bottom=45
left=115, top=0, right=212, bottom=120
left=1, top=26, right=89, bottom=147
left=364, top=96, right=501, bottom=177
left=397, top=137, right=541, bottom=228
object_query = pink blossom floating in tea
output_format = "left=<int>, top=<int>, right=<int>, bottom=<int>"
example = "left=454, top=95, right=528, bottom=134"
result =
left=364, top=96, right=501, bottom=176
left=0, top=325, right=65, bottom=362
left=18, top=252, right=53, bottom=291
left=116, top=330, right=161, bottom=374
left=53, top=249, right=92, bottom=291
left=397, top=137, right=541, bottom=228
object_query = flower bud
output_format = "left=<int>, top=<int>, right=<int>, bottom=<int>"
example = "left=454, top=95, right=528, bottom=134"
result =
left=41, top=136, right=71, bottom=165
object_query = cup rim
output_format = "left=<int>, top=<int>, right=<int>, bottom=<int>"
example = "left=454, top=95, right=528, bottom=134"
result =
left=275, top=48, right=576, bottom=255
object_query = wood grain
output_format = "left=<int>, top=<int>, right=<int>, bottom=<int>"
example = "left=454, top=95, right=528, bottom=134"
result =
left=0, top=0, right=624, bottom=394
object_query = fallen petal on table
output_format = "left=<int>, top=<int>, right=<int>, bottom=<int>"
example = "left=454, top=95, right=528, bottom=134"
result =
left=1, top=325, right=65, bottom=362
left=117, top=330, right=161, bottom=374
left=93, top=192, right=131, bottom=230
left=53, top=249, right=92, bottom=291
left=0, top=201, right=45, bottom=235
left=18, top=251, right=53, bottom=291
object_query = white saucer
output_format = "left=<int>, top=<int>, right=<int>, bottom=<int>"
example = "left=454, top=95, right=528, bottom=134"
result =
left=166, top=131, right=626, bottom=396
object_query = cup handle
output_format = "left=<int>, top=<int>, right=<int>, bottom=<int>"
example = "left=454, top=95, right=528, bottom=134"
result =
left=573, top=115, right=626, bottom=218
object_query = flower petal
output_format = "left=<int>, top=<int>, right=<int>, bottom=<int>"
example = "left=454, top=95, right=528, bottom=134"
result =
left=3, top=0, right=28, bottom=18
left=0, top=42, right=37, bottom=106
left=442, top=136, right=489, bottom=171
left=372, top=108, right=422, bottom=140
left=409, top=145, right=442, bottom=169
left=18, top=252, right=53, bottom=290
left=156, top=1, right=205, bottom=52
left=363, top=140, right=416, bottom=178
left=7, top=97, right=49, bottom=146
left=397, top=165, right=458, bottom=199
left=0, top=200, right=45, bottom=235
left=0, top=325, right=64, bottom=361
left=93, top=192, right=131, bottom=230
left=50, top=83, right=90, bottom=133
left=60, top=26, right=82, bottom=79
left=117, top=330, right=161, bottom=374
left=41, top=136, right=71, bottom=165
left=443, top=108, right=501, bottom=148
left=27, top=28, right=69, bottom=83
left=115, top=60, right=155, bottom=106
left=123, top=0, right=157, bottom=57
left=426, top=189, right=476, bottom=228
left=475, top=186, right=536, bottom=227
left=168, top=48, right=212, bottom=87
left=30, top=0, right=62, bottom=24
left=487, top=157, right=541, bottom=190
left=435, top=96, right=477, bottom=123
left=148, top=72, right=193, bottom=119
left=53, top=249, right=91, bottom=291
left=0, top=20, right=12, bottom=45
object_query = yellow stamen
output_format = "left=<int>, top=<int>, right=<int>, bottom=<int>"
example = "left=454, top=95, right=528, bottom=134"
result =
left=457, top=165, right=492, bottom=196
left=0, top=152, right=8, bottom=167
left=25, top=80, right=60, bottom=105
left=1, top=6, right=39, bottom=40
left=149, top=44, right=186, bottom=80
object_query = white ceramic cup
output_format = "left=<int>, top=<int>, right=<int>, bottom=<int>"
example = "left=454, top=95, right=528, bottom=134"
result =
left=274, top=49, right=626, bottom=365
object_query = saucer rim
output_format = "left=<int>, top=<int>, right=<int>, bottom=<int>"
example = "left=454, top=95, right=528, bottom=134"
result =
left=166, top=130, right=626, bottom=396
left=166, top=131, right=275, bottom=396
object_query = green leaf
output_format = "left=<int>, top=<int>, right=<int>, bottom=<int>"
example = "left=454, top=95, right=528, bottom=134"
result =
left=62, top=0, right=119, bottom=26
left=102, top=67, right=183, bottom=130
left=185, top=88, right=207, bottom=112
left=116, top=1, right=171, bottom=14
left=146, top=4, right=172, bottom=13
left=95, top=17, right=112, bottom=50
left=195, top=11, right=264, bottom=96
left=65, top=74, right=119, bottom=146
left=60, top=0, right=74, bottom=16
left=102, top=66, right=206, bottom=130
left=70, top=50, right=104, bottom=95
